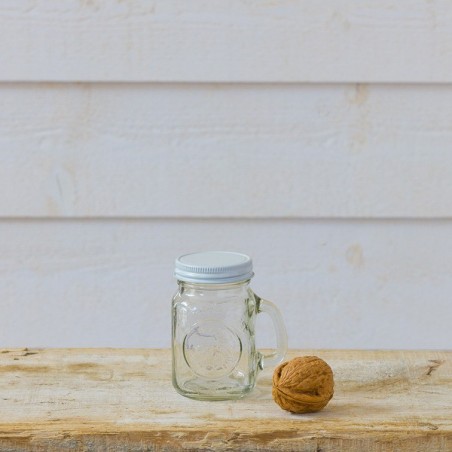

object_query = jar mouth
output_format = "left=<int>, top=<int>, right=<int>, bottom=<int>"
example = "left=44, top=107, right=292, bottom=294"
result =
left=178, top=279, right=251, bottom=290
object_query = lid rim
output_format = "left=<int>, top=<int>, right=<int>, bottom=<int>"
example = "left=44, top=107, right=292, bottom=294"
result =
left=174, top=251, right=253, bottom=284
left=175, top=273, right=254, bottom=285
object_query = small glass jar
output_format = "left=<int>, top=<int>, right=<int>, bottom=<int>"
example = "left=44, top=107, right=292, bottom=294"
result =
left=172, top=251, right=287, bottom=400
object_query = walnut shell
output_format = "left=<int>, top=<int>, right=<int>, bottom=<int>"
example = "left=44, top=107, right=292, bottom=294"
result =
left=272, top=356, right=334, bottom=414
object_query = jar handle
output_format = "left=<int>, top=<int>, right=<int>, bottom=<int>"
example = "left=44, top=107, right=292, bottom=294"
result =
left=255, top=293, right=288, bottom=369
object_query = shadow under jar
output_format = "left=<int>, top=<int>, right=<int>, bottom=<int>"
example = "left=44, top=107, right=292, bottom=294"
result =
left=172, top=251, right=287, bottom=401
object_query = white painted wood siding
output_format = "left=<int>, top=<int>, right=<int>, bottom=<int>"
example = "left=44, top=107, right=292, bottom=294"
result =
left=2, top=83, right=452, bottom=218
left=0, top=1, right=450, bottom=349
left=2, top=0, right=452, bottom=82
left=1, top=220, right=451, bottom=349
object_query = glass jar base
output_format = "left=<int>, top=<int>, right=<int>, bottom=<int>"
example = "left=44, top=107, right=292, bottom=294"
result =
left=173, top=377, right=254, bottom=401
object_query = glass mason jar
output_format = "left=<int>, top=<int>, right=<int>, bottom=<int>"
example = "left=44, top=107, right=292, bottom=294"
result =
left=172, top=251, right=287, bottom=400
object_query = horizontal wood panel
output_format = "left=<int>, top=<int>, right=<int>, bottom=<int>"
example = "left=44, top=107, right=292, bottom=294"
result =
left=1, top=1, right=452, bottom=82
left=1, top=83, right=452, bottom=218
left=0, top=219, right=450, bottom=349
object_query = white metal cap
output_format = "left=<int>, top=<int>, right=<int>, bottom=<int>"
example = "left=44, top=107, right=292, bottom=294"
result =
left=174, top=251, right=254, bottom=284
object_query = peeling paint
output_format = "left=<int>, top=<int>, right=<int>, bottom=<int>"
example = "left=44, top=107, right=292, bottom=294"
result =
left=46, top=166, right=77, bottom=216
left=350, top=84, right=369, bottom=106
left=346, top=244, right=364, bottom=268
left=347, top=84, right=371, bottom=152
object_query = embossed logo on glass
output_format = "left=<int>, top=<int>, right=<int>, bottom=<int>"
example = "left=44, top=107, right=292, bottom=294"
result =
left=183, top=321, right=242, bottom=379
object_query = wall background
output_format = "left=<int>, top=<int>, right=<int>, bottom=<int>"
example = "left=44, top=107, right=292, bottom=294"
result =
left=1, top=0, right=451, bottom=349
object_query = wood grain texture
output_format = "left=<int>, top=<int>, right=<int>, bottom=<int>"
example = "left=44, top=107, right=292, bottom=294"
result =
left=1, top=1, right=452, bottom=82
left=1, top=219, right=451, bottom=350
left=2, top=83, right=452, bottom=218
left=0, top=349, right=450, bottom=451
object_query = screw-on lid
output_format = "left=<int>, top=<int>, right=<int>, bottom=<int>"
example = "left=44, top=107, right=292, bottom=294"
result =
left=175, top=251, right=254, bottom=284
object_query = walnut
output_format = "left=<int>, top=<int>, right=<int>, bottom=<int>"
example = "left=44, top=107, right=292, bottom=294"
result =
left=272, top=356, right=334, bottom=413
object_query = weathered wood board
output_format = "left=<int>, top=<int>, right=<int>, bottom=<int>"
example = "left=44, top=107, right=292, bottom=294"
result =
left=0, top=349, right=450, bottom=451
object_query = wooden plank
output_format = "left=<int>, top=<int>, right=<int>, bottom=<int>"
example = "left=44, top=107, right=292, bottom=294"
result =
left=1, top=1, right=452, bottom=82
left=0, top=349, right=450, bottom=451
left=0, top=219, right=451, bottom=350
left=2, top=83, right=452, bottom=218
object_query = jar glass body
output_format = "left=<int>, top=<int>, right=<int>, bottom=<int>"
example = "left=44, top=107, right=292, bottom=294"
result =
left=172, top=280, right=259, bottom=400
